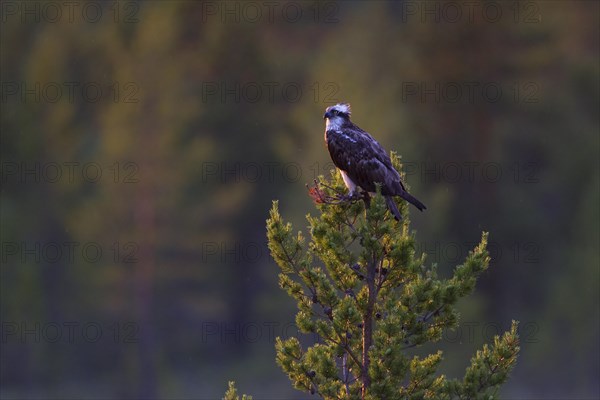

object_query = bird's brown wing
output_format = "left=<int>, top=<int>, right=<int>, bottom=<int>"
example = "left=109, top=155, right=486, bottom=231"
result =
left=326, top=127, right=404, bottom=195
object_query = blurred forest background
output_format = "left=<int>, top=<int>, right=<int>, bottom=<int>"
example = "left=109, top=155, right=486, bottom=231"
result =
left=1, top=1, right=598, bottom=399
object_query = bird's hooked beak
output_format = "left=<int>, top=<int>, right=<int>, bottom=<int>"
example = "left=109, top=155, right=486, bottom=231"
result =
left=323, top=110, right=332, bottom=119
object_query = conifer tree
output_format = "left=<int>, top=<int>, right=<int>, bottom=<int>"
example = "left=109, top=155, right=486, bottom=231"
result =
left=223, top=381, right=253, bottom=400
left=265, top=153, right=519, bottom=399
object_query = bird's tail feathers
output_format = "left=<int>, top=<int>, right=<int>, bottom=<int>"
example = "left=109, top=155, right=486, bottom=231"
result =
left=400, top=191, right=427, bottom=211
left=385, top=196, right=402, bottom=221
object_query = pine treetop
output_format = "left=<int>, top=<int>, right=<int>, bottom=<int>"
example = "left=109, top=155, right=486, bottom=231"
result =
left=266, top=155, right=520, bottom=399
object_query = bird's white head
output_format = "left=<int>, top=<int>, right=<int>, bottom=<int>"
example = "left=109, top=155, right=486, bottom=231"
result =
left=324, top=103, right=351, bottom=131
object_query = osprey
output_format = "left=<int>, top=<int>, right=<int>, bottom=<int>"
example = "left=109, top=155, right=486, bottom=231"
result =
left=323, top=103, right=426, bottom=220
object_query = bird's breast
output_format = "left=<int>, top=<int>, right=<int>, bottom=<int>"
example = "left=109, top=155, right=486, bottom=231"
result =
left=339, top=169, right=358, bottom=193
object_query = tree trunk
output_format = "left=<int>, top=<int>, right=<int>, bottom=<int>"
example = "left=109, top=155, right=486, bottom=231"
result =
left=362, top=258, right=377, bottom=399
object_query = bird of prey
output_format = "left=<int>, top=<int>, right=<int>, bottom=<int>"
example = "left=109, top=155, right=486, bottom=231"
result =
left=323, top=103, right=426, bottom=220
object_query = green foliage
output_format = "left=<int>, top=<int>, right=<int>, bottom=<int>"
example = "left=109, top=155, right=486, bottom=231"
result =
left=223, top=381, right=253, bottom=400
left=266, top=157, right=520, bottom=399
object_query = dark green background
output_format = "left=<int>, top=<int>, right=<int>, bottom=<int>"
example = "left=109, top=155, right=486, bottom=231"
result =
left=1, top=1, right=598, bottom=398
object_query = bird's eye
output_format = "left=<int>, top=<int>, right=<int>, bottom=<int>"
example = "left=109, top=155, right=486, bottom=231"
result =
left=333, top=110, right=339, bottom=115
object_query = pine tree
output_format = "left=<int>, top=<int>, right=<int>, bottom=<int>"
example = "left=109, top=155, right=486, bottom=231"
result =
left=223, top=381, right=252, bottom=400
left=265, top=153, right=519, bottom=399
